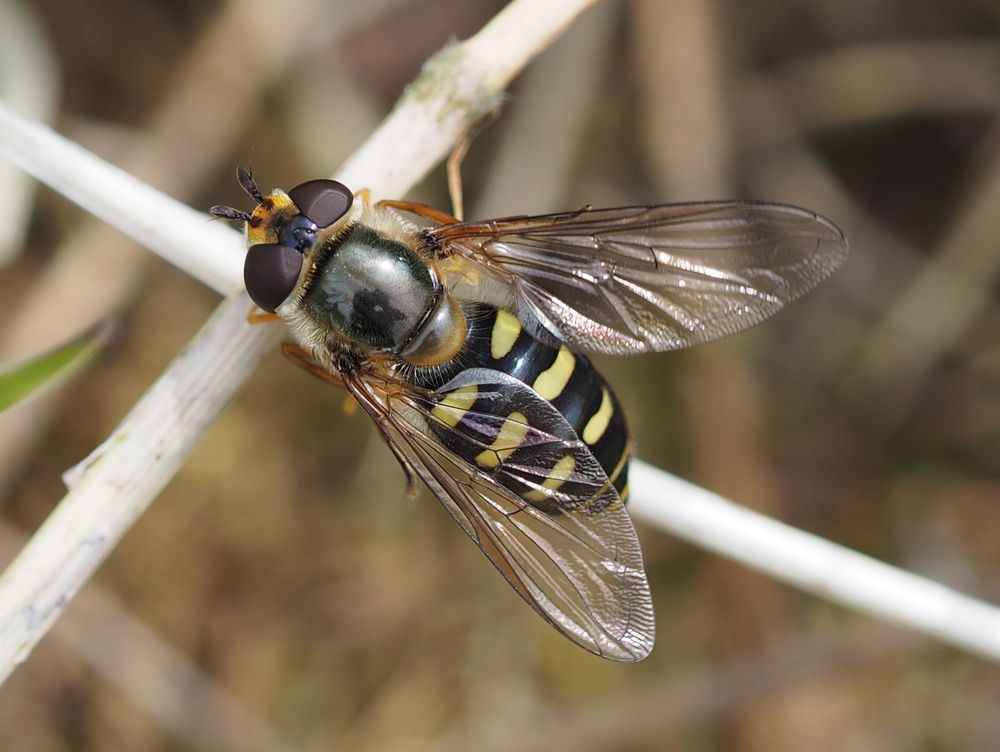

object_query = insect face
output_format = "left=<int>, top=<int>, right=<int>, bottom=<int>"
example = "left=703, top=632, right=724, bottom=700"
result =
left=212, top=176, right=356, bottom=313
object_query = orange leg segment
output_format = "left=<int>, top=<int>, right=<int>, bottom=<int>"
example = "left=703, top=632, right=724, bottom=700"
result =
left=247, top=306, right=282, bottom=325
left=280, top=343, right=357, bottom=415
left=446, top=106, right=501, bottom=221
left=280, top=344, right=417, bottom=497
left=280, top=343, right=344, bottom=387
left=375, top=199, right=461, bottom=226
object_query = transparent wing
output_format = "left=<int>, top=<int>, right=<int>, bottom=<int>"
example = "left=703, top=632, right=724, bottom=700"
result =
left=430, top=201, right=848, bottom=354
left=344, top=367, right=655, bottom=662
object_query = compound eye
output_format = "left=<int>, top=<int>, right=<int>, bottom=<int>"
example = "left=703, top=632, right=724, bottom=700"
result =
left=288, top=179, right=353, bottom=228
left=244, top=243, right=303, bottom=312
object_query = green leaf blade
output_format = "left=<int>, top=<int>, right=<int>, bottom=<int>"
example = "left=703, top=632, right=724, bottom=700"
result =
left=0, top=323, right=112, bottom=412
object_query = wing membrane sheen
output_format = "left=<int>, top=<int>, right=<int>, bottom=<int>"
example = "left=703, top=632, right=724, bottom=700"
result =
left=344, top=368, right=655, bottom=662
left=430, top=200, right=848, bottom=354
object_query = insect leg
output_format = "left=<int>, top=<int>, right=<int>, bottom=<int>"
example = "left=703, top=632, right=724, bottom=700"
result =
left=282, top=344, right=417, bottom=495
left=280, top=343, right=345, bottom=388
left=369, top=412, right=419, bottom=499
left=375, top=199, right=461, bottom=226
left=445, top=140, right=470, bottom=223
left=280, top=344, right=362, bottom=418
left=247, top=306, right=282, bottom=325
left=342, top=376, right=421, bottom=500
left=445, top=106, right=501, bottom=221
left=354, top=187, right=372, bottom=209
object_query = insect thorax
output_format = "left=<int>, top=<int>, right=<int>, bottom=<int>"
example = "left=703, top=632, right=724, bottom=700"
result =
left=284, top=218, right=468, bottom=370
left=301, top=223, right=436, bottom=351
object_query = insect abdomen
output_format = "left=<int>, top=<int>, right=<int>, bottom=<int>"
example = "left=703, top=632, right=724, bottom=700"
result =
left=419, top=304, right=631, bottom=500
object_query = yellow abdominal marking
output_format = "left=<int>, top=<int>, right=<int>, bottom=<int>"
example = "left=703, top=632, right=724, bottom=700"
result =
left=475, top=412, right=530, bottom=469
left=533, top=346, right=575, bottom=401
left=432, top=385, right=478, bottom=428
left=525, top=454, right=577, bottom=503
left=582, top=387, right=613, bottom=445
left=581, top=448, right=631, bottom=511
left=608, top=446, right=630, bottom=485
left=491, top=309, right=521, bottom=359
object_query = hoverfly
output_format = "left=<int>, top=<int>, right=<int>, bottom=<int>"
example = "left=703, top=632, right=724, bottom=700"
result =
left=211, top=167, right=847, bottom=662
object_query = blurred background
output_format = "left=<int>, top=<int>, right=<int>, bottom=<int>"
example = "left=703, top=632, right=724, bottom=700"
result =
left=1, top=0, right=999, bottom=749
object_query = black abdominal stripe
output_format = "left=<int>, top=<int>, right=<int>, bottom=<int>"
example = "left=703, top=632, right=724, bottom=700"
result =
left=422, top=304, right=631, bottom=506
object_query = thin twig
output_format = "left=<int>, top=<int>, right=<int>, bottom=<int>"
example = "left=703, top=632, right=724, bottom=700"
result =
left=471, top=0, right=618, bottom=216
left=629, top=462, right=1000, bottom=661
left=0, top=0, right=406, bottom=501
left=0, top=520, right=296, bottom=752
left=0, top=0, right=58, bottom=265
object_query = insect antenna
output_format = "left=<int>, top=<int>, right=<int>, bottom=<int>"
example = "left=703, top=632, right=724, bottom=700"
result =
left=237, top=165, right=265, bottom=205
left=208, top=205, right=252, bottom=223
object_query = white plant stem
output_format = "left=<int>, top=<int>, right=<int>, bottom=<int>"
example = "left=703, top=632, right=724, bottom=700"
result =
left=1, top=0, right=999, bottom=683
left=629, top=463, right=1000, bottom=661
left=0, top=0, right=59, bottom=265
